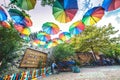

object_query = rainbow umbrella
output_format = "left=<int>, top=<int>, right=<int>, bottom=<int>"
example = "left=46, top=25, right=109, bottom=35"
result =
left=14, top=0, right=36, bottom=11
left=52, top=38, right=63, bottom=44
left=37, top=32, right=51, bottom=41
left=20, top=34, right=30, bottom=42
left=69, top=21, right=85, bottom=35
left=32, top=39, right=46, bottom=46
left=0, top=6, right=7, bottom=21
left=0, top=21, right=11, bottom=28
left=42, top=22, right=60, bottom=35
left=23, top=16, right=33, bottom=27
left=14, top=23, right=24, bottom=32
left=8, top=9, right=24, bottom=24
left=59, top=32, right=71, bottom=41
left=45, top=40, right=58, bottom=48
left=102, top=0, right=120, bottom=11
left=52, top=0, right=78, bottom=23
left=21, top=27, right=31, bottom=36
left=82, top=6, right=105, bottom=26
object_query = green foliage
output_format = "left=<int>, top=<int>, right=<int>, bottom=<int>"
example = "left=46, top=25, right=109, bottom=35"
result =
left=52, top=43, right=75, bottom=62
left=41, top=0, right=54, bottom=6
left=0, top=24, right=23, bottom=71
left=101, top=43, right=120, bottom=58
left=70, top=23, right=119, bottom=57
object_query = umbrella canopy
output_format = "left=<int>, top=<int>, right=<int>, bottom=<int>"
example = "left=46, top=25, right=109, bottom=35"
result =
left=52, top=38, right=63, bottom=44
left=69, top=21, right=85, bottom=35
left=8, top=9, right=24, bottom=24
left=23, top=16, right=33, bottom=27
left=0, top=6, right=7, bottom=21
left=15, top=0, right=36, bottom=11
left=37, top=32, right=51, bottom=41
left=20, top=34, right=30, bottom=42
left=42, top=22, right=60, bottom=35
left=45, top=40, right=58, bottom=48
left=14, top=23, right=24, bottom=33
left=82, top=6, right=105, bottom=26
left=102, top=0, right=120, bottom=11
left=21, top=27, right=31, bottom=36
left=32, top=39, right=46, bottom=46
left=59, top=32, right=71, bottom=41
left=52, top=0, right=78, bottom=23
left=0, top=21, right=11, bottom=28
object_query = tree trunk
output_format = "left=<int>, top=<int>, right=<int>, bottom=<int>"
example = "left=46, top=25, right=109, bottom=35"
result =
left=91, top=46, right=97, bottom=62
left=0, top=53, right=3, bottom=62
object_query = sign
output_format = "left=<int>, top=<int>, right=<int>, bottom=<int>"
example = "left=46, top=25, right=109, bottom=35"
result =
left=20, top=48, right=47, bottom=68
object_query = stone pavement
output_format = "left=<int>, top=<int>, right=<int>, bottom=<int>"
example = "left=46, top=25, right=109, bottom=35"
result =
left=38, top=65, right=120, bottom=80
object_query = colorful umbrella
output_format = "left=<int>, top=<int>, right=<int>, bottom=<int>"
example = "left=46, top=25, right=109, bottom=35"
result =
left=0, top=21, right=11, bottom=28
left=42, top=22, right=60, bottom=35
left=52, top=38, right=63, bottom=44
left=14, top=0, right=36, bottom=11
left=45, top=40, right=58, bottom=48
left=37, top=32, right=51, bottom=41
left=52, top=0, right=78, bottom=23
left=20, top=34, right=30, bottom=42
left=102, top=0, right=120, bottom=11
left=32, top=39, right=46, bottom=46
left=14, top=23, right=24, bottom=32
left=8, top=9, right=24, bottom=24
left=0, top=6, right=7, bottom=21
left=21, top=27, right=31, bottom=36
left=23, top=16, right=33, bottom=27
left=82, top=6, right=105, bottom=26
left=69, top=21, right=85, bottom=35
left=59, top=32, right=71, bottom=41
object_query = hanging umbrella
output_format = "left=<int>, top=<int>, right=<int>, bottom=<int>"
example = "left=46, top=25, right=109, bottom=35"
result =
left=52, top=38, right=63, bottom=44
left=14, top=23, right=24, bottom=33
left=42, top=22, right=60, bottom=35
left=52, top=0, right=78, bottom=23
left=20, top=34, right=30, bottom=42
left=15, top=0, right=36, bottom=11
left=21, top=27, right=31, bottom=36
left=82, top=6, right=105, bottom=26
left=69, top=21, right=85, bottom=35
left=23, top=16, right=33, bottom=27
left=0, top=6, right=7, bottom=21
left=45, top=40, right=58, bottom=48
left=32, top=39, right=46, bottom=46
left=37, top=32, right=51, bottom=41
left=0, top=21, right=11, bottom=28
left=102, top=0, right=120, bottom=11
left=59, top=32, right=71, bottom=41
left=8, top=9, right=24, bottom=24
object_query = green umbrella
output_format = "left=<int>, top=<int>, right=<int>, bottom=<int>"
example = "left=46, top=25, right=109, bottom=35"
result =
left=15, top=0, right=36, bottom=10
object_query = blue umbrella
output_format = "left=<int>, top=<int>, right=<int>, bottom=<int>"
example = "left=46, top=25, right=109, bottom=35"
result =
left=0, top=6, right=7, bottom=21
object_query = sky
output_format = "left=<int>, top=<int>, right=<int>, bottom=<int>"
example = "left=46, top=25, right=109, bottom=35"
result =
left=1, top=0, right=120, bottom=38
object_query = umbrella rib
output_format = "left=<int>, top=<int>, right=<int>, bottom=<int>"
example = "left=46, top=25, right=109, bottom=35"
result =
left=90, top=15, right=97, bottom=23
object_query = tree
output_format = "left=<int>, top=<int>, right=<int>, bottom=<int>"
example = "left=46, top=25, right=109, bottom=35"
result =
left=52, top=43, right=75, bottom=62
left=70, top=24, right=119, bottom=61
left=0, top=22, right=23, bottom=71
left=41, top=0, right=54, bottom=6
